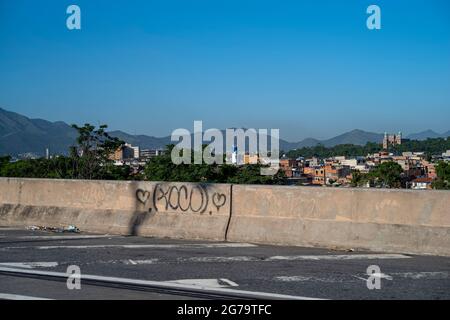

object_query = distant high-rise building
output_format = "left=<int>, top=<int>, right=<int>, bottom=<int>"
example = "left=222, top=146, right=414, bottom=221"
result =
left=139, top=149, right=165, bottom=161
left=110, top=143, right=140, bottom=161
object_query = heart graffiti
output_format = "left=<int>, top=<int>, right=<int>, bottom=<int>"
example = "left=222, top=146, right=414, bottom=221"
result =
left=212, top=192, right=227, bottom=212
left=136, top=185, right=227, bottom=214
left=136, top=189, right=151, bottom=205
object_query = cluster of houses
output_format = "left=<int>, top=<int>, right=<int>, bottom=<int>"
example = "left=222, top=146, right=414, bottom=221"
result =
left=278, top=150, right=450, bottom=189
left=109, top=140, right=450, bottom=190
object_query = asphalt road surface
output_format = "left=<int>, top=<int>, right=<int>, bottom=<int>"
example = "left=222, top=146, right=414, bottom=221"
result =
left=0, top=226, right=449, bottom=300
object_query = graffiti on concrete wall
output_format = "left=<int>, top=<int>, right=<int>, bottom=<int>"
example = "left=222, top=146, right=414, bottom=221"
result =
left=135, top=184, right=227, bottom=215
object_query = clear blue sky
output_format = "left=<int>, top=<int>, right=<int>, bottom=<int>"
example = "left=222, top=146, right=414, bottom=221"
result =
left=0, top=0, right=449, bottom=141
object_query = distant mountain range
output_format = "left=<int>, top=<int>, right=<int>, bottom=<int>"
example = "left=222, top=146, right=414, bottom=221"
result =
left=0, top=108, right=78, bottom=156
left=0, top=107, right=449, bottom=157
left=405, top=129, right=450, bottom=141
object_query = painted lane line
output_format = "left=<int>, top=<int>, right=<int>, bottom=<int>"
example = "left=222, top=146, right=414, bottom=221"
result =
left=0, top=262, right=58, bottom=269
left=275, top=275, right=342, bottom=283
left=1, top=243, right=258, bottom=250
left=382, top=272, right=449, bottom=280
left=165, top=278, right=239, bottom=288
left=352, top=273, right=393, bottom=281
left=123, top=259, right=159, bottom=265
left=58, top=253, right=415, bottom=269
left=276, top=271, right=449, bottom=283
left=392, top=271, right=449, bottom=279
left=0, top=293, right=53, bottom=300
left=372, top=273, right=393, bottom=280
left=352, top=271, right=450, bottom=282
left=180, top=254, right=411, bottom=263
left=182, top=256, right=257, bottom=263
left=0, top=266, right=322, bottom=300
left=219, top=278, right=239, bottom=287
left=267, top=254, right=411, bottom=261
left=17, top=235, right=119, bottom=240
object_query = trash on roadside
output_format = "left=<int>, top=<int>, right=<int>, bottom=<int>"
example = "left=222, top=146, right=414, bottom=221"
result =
left=26, top=225, right=43, bottom=231
left=65, top=225, right=80, bottom=233
left=26, top=225, right=80, bottom=233
left=347, top=248, right=355, bottom=252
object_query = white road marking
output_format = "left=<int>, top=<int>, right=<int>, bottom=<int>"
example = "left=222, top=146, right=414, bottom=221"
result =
left=371, top=273, right=393, bottom=280
left=80, top=253, right=414, bottom=267
left=0, top=293, right=52, bottom=300
left=18, top=235, right=118, bottom=240
left=182, top=256, right=257, bottom=263
left=267, top=254, right=411, bottom=261
left=181, top=254, right=411, bottom=263
left=219, top=278, right=239, bottom=287
left=277, top=271, right=449, bottom=283
left=352, top=273, right=393, bottom=282
left=354, top=271, right=449, bottom=282
left=391, top=272, right=449, bottom=280
left=0, top=262, right=58, bottom=269
left=0, top=266, right=322, bottom=300
left=1, top=243, right=258, bottom=250
left=122, top=259, right=159, bottom=265
left=165, top=278, right=239, bottom=288
left=275, top=275, right=340, bottom=283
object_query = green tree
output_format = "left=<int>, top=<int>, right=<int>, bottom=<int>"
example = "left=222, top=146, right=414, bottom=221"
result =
left=350, top=170, right=370, bottom=187
left=0, top=124, right=132, bottom=180
left=286, top=138, right=450, bottom=159
left=144, top=144, right=286, bottom=184
left=0, top=156, right=11, bottom=169
left=70, top=123, right=125, bottom=179
left=368, top=161, right=404, bottom=188
left=432, top=162, right=450, bottom=190
left=350, top=161, right=404, bottom=188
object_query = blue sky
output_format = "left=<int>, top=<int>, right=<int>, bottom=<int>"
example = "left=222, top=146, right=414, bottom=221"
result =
left=0, top=0, right=449, bottom=141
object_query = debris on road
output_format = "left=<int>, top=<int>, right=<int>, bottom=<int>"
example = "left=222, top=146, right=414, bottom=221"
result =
left=26, top=225, right=80, bottom=233
left=26, top=226, right=42, bottom=231
left=66, top=225, right=80, bottom=233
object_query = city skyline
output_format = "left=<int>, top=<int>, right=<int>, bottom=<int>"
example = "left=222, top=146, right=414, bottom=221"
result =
left=1, top=0, right=450, bottom=141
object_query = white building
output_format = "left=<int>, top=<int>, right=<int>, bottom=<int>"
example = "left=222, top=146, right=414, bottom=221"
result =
left=411, top=177, right=433, bottom=190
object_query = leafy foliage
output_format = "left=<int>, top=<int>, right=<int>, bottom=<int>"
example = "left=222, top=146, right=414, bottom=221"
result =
left=432, top=162, right=450, bottom=190
left=0, top=124, right=131, bottom=180
left=69, top=124, right=125, bottom=179
left=144, top=145, right=286, bottom=184
left=286, top=138, right=450, bottom=159
left=351, top=161, right=404, bottom=188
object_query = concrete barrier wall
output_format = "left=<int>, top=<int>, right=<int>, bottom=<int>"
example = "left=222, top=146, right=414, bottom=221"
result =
left=0, top=178, right=449, bottom=255
left=227, top=185, right=450, bottom=256
left=0, top=178, right=231, bottom=241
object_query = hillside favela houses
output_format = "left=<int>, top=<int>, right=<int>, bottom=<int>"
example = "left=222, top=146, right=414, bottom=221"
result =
left=102, top=131, right=450, bottom=190
left=278, top=150, right=441, bottom=189
left=276, top=132, right=448, bottom=189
